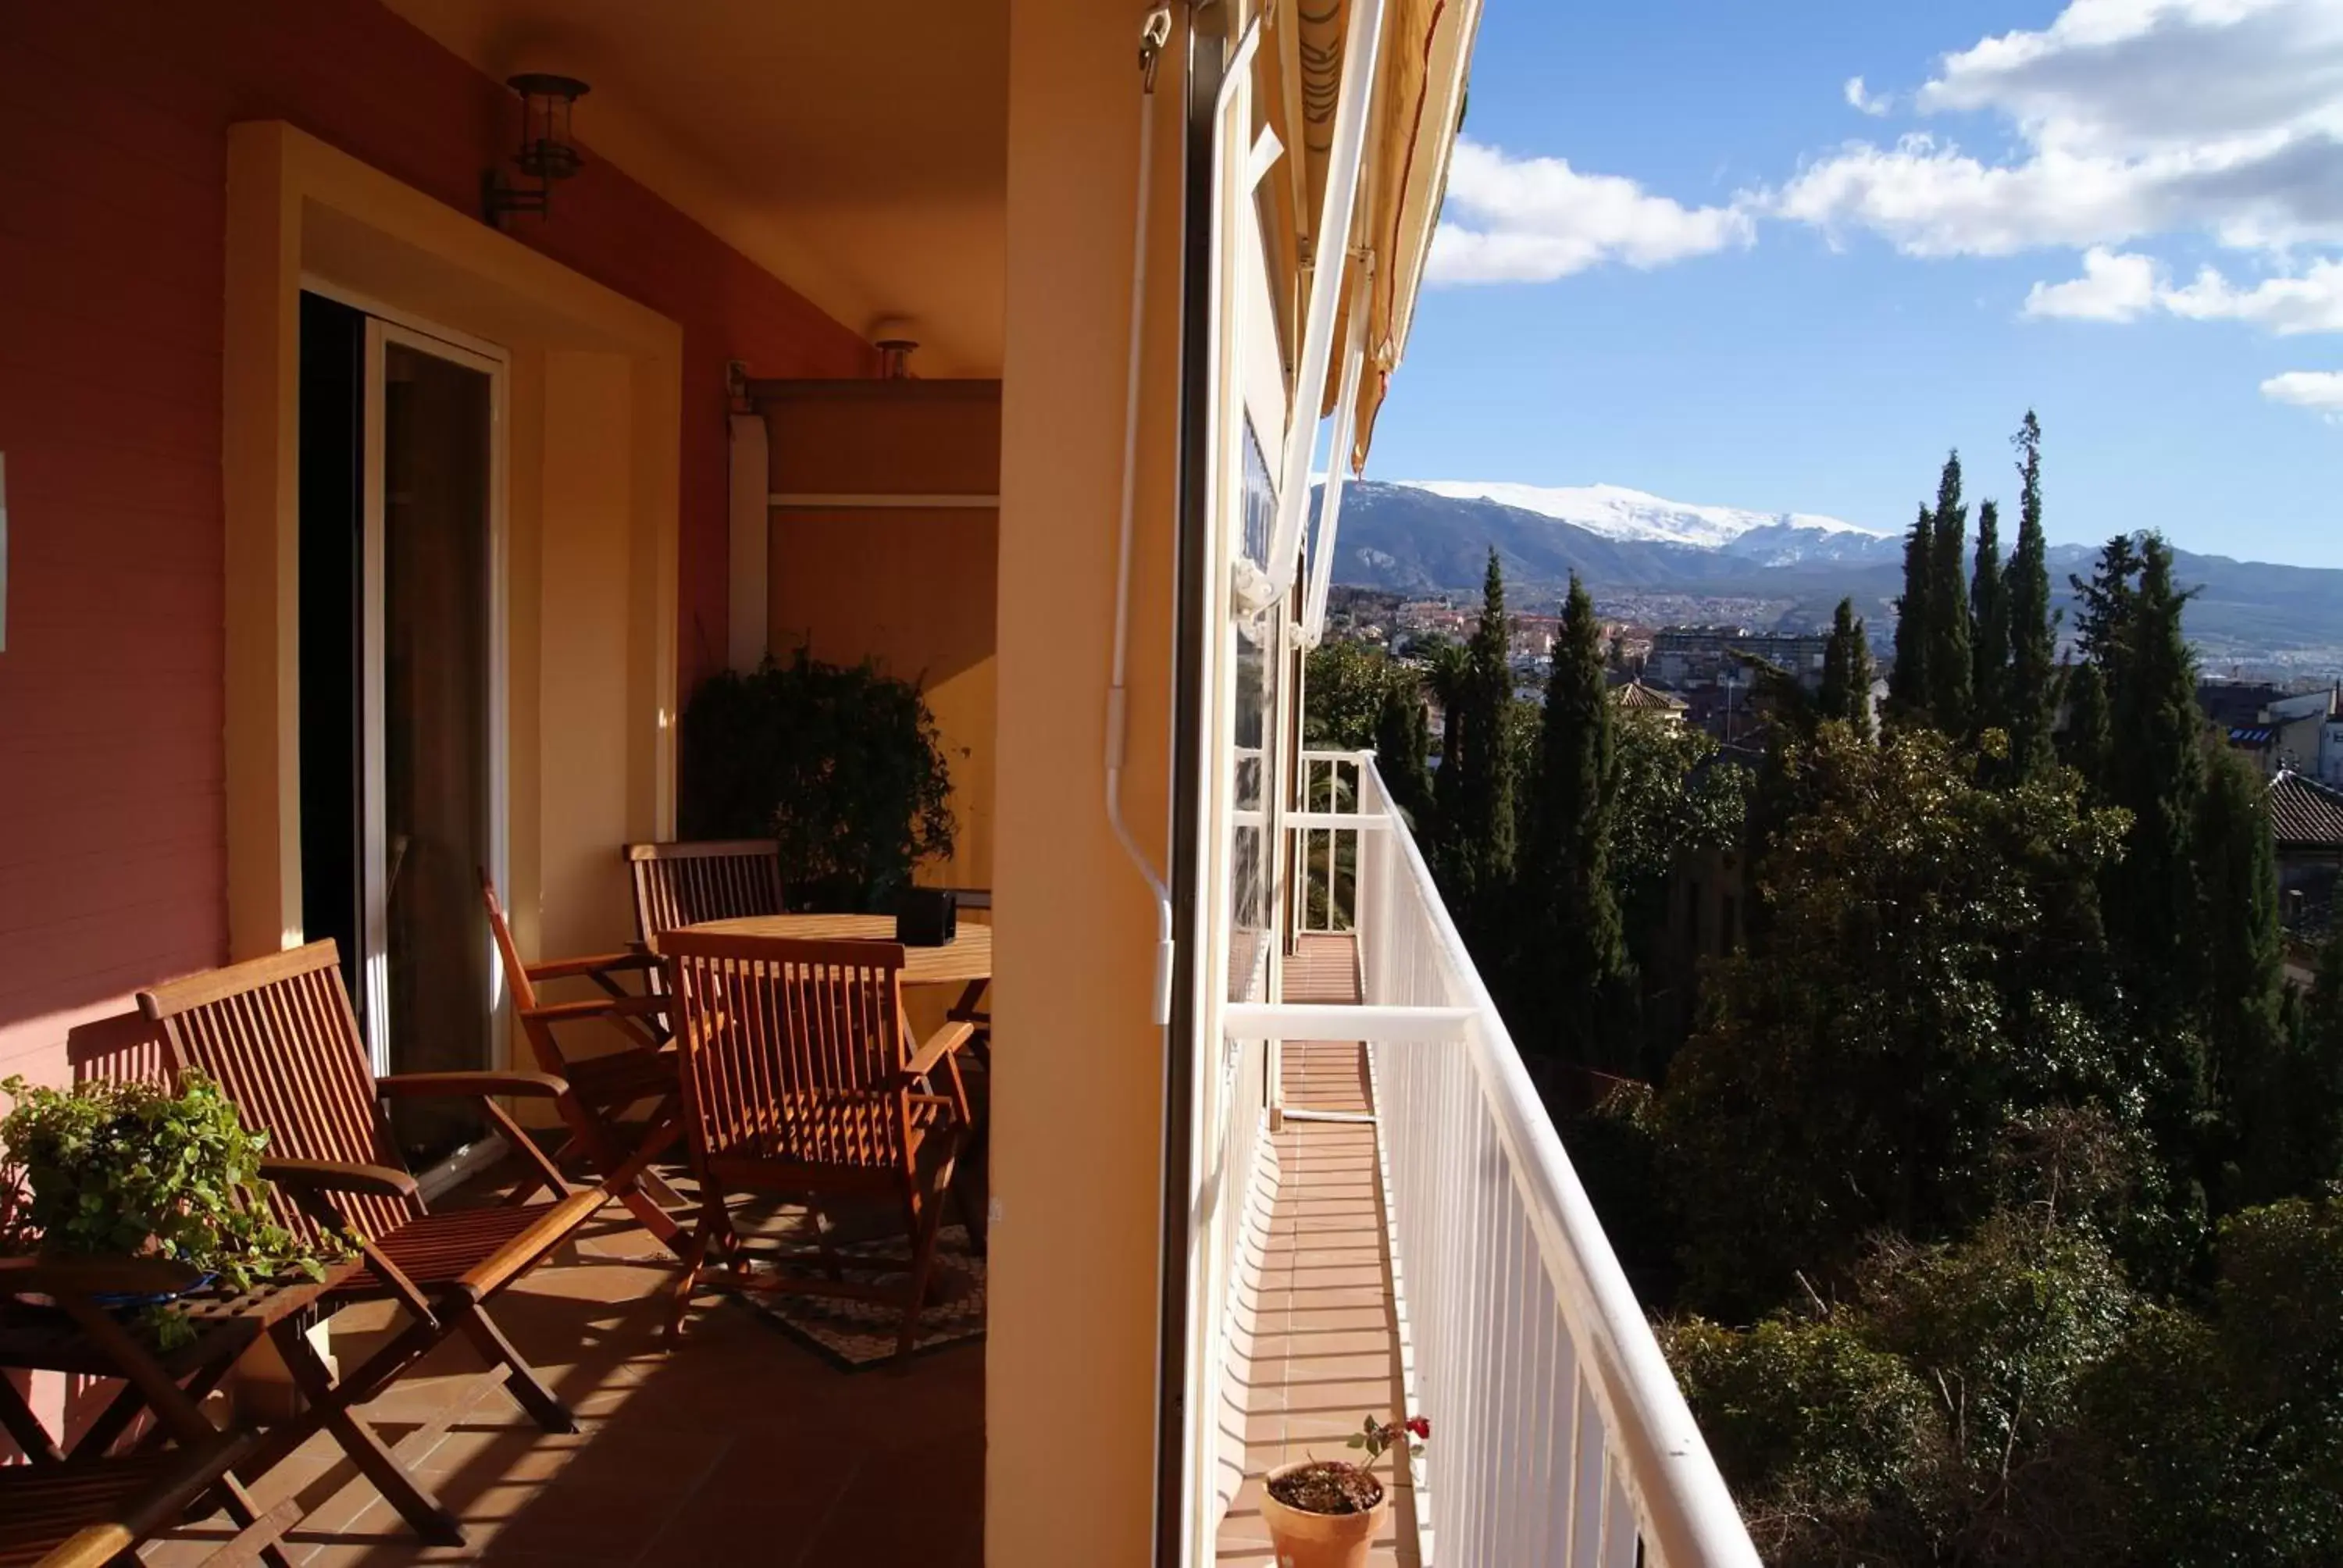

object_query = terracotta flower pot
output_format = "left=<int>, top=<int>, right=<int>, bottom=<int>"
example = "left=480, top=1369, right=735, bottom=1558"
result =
left=1259, top=1459, right=1390, bottom=1568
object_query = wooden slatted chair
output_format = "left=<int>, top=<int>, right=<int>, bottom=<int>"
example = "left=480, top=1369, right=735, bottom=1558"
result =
left=624, top=839, right=786, bottom=944
left=0, top=1431, right=286, bottom=1568
left=660, top=932, right=975, bottom=1363
left=0, top=1259, right=301, bottom=1568
left=481, top=874, right=685, bottom=1247
left=138, top=943, right=609, bottom=1544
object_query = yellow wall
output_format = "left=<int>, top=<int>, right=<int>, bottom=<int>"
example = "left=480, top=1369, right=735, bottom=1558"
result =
left=221, top=122, right=683, bottom=998
left=763, top=381, right=1000, bottom=891
left=988, top=1, right=1189, bottom=1559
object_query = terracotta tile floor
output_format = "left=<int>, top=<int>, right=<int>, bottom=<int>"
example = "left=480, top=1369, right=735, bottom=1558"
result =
left=141, top=1210, right=983, bottom=1568
left=1217, top=935, right=1419, bottom=1568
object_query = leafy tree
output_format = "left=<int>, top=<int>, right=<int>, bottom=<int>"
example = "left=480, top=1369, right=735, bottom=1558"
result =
left=2006, top=412, right=2058, bottom=778
left=1421, top=638, right=1471, bottom=814
left=1303, top=637, right=1393, bottom=750
left=2074, top=1197, right=2343, bottom=1565
left=1439, top=551, right=1517, bottom=925
left=1970, top=498, right=2009, bottom=741
left=1889, top=504, right=1934, bottom=719
left=1658, top=727, right=2135, bottom=1313
left=1928, top=451, right=1974, bottom=731
left=1514, top=574, right=1631, bottom=1067
left=1818, top=597, right=1875, bottom=740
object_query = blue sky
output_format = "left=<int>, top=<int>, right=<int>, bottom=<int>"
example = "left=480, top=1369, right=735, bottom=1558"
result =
left=1366, top=0, right=2343, bottom=568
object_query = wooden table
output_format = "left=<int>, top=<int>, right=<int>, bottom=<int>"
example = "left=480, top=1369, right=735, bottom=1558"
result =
left=673, top=914, right=993, bottom=1048
left=672, top=913, right=991, bottom=989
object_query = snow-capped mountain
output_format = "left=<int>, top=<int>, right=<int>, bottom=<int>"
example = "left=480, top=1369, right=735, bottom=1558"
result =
left=1393, top=479, right=1896, bottom=562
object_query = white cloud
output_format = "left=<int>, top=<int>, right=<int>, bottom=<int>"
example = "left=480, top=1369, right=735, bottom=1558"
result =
left=2260, top=369, right=2343, bottom=417
left=1772, top=0, right=2343, bottom=257
left=2023, top=246, right=2161, bottom=319
left=1428, top=137, right=1754, bottom=285
left=2023, top=252, right=2343, bottom=333
left=2161, top=259, right=2343, bottom=333
left=1843, top=76, right=1891, bottom=117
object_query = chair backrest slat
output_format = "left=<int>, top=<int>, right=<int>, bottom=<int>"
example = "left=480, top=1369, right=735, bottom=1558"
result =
left=625, top=840, right=786, bottom=943
left=139, top=941, right=424, bottom=1247
left=478, top=874, right=559, bottom=1075
left=662, top=932, right=910, bottom=1171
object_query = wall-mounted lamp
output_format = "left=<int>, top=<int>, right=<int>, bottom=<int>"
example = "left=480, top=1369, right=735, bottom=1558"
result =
left=483, top=73, right=590, bottom=228
left=869, top=316, right=921, bottom=379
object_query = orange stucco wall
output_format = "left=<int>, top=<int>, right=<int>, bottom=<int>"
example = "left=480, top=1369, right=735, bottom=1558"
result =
left=987, top=0, right=1189, bottom=1558
left=763, top=381, right=1001, bottom=891
left=0, top=2, right=870, bottom=1091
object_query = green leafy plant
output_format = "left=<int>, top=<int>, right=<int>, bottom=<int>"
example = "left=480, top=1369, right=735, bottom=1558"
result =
left=679, top=650, right=958, bottom=912
left=2, top=1073, right=342, bottom=1345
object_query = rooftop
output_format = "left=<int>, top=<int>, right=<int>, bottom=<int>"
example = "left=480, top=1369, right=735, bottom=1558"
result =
left=2271, top=769, right=2343, bottom=850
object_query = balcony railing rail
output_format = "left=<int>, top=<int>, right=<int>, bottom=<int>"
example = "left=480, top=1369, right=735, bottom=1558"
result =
left=1267, top=748, right=1760, bottom=1568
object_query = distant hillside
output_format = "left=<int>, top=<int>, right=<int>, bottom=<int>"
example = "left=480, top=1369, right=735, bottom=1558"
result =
left=1325, top=481, right=2343, bottom=672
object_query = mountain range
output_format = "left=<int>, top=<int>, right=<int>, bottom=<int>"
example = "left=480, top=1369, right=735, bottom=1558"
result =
left=1325, top=480, right=2343, bottom=674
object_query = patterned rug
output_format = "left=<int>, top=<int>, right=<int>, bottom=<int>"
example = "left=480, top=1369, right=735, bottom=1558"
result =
left=733, top=1224, right=987, bottom=1371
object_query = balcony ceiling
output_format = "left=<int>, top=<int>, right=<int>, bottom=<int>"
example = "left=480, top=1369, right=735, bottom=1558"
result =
left=386, top=0, right=1008, bottom=376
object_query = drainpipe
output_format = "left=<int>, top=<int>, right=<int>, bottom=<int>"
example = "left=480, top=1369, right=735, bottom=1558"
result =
left=1107, top=6, right=1182, bottom=1029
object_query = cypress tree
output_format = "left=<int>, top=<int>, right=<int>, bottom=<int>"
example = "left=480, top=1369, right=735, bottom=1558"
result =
left=2006, top=412, right=2058, bottom=777
left=1970, top=498, right=2008, bottom=740
left=1927, top=451, right=1973, bottom=731
left=2072, top=534, right=2142, bottom=677
left=1374, top=668, right=1435, bottom=829
left=2062, top=658, right=2113, bottom=786
left=2197, top=743, right=2286, bottom=1202
left=2104, top=536, right=2206, bottom=1019
left=1518, top=573, right=1629, bottom=1067
left=1443, top=550, right=1517, bottom=924
left=1819, top=597, right=1874, bottom=740
left=1889, top=504, right=1933, bottom=718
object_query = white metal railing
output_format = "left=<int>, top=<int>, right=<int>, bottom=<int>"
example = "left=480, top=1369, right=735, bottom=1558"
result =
left=1293, top=750, right=1366, bottom=936
left=1322, top=750, right=1759, bottom=1568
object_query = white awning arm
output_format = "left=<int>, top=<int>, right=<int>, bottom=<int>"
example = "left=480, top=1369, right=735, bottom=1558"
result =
left=1238, top=0, right=1387, bottom=618
left=1300, top=257, right=1373, bottom=648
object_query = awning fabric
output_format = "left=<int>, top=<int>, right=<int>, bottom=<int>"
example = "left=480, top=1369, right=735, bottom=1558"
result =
left=1262, top=0, right=1481, bottom=471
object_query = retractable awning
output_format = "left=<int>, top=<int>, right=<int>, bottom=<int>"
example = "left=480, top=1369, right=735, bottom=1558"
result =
left=1262, top=0, right=1480, bottom=470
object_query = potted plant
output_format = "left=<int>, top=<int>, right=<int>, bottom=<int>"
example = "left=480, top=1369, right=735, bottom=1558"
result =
left=679, top=649, right=958, bottom=912
left=1260, top=1411, right=1429, bottom=1568
left=1, top=1072, right=341, bottom=1345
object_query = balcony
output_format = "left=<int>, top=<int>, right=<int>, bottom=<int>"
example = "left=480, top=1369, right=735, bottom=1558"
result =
left=1219, top=753, right=1760, bottom=1568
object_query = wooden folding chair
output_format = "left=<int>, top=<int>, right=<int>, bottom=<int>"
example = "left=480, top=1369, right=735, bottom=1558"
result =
left=660, top=932, right=977, bottom=1364
left=0, top=1258, right=301, bottom=1568
left=0, top=1425, right=288, bottom=1568
left=138, top=943, right=610, bottom=1545
left=624, top=839, right=786, bottom=944
left=481, top=874, right=685, bottom=1247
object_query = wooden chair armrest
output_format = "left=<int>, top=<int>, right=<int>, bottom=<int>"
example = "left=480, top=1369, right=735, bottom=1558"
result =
left=259, top=1158, right=421, bottom=1200
left=376, top=1069, right=572, bottom=1100
left=903, top=1020, right=976, bottom=1081
left=521, top=996, right=669, bottom=1025
left=525, top=950, right=660, bottom=982
left=0, top=1254, right=205, bottom=1298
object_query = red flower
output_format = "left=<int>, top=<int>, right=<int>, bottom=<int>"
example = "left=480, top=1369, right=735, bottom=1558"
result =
left=1407, top=1416, right=1432, bottom=1438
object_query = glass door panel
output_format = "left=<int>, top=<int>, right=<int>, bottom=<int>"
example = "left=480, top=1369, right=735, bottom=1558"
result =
left=366, top=327, right=497, bottom=1160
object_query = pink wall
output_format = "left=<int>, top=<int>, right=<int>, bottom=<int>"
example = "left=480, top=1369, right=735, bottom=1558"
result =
left=0, top=1, right=872, bottom=1088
